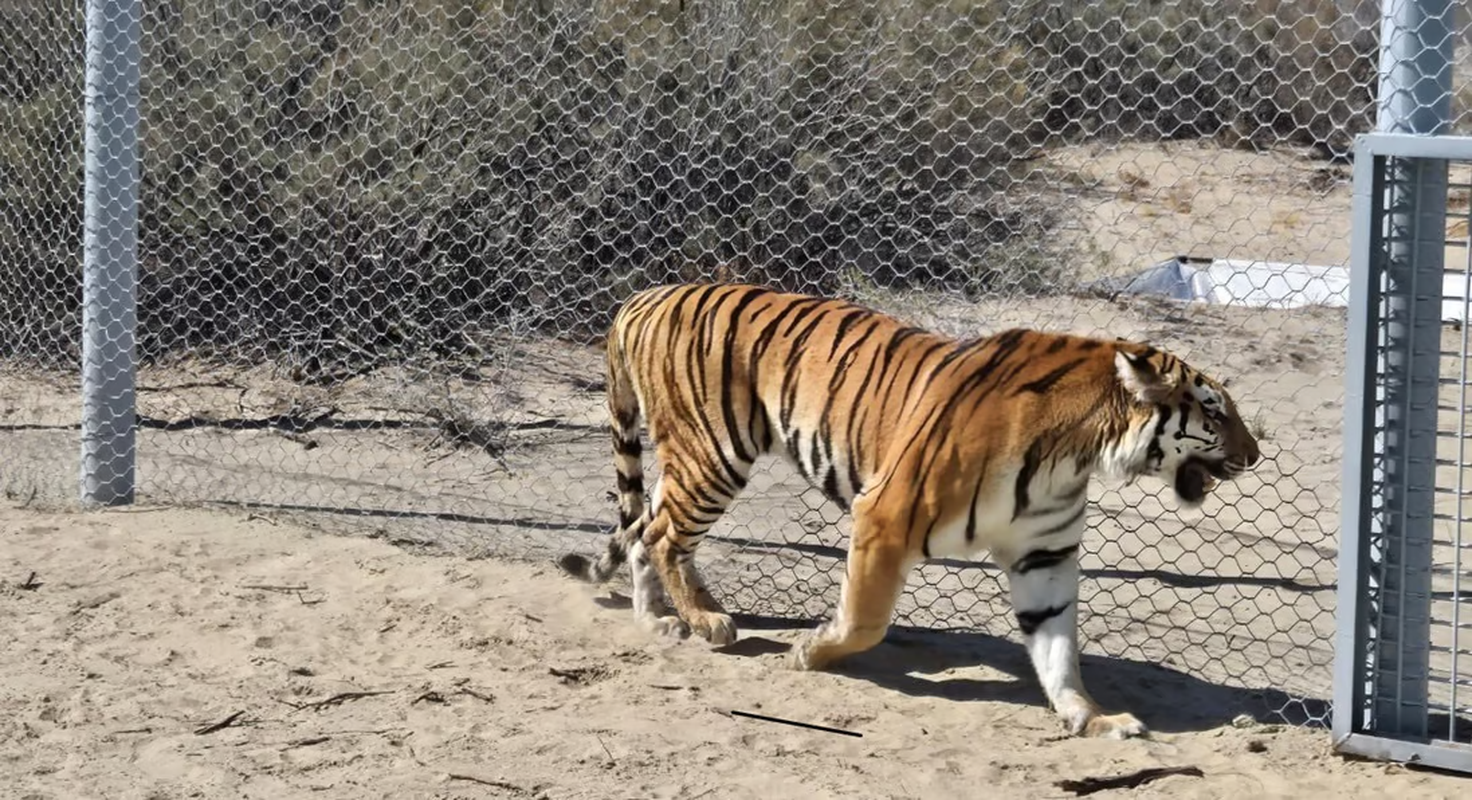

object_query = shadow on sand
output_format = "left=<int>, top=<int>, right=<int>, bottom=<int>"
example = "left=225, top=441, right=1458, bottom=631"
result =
left=716, top=612, right=1329, bottom=735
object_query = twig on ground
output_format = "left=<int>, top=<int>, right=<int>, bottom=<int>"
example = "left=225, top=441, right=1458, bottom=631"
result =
left=1055, top=765, right=1205, bottom=796
left=71, top=590, right=121, bottom=614
left=447, top=774, right=528, bottom=793
left=280, top=690, right=393, bottom=712
left=19, top=571, right=41, bottom=591
left=411, top=691, right=447, bottom=705
left=283, top=735, right=332, bottom=750
left=240, top=583, right=309, bottom=593
left=194, top=710, right=247, bottom=736
left=458, top=688, right=495, bottom=703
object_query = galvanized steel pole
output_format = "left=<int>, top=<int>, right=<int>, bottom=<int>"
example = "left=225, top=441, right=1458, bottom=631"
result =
left=80, top=0, right=141, bottom=505
left=1372, top=0, right=1453, bottom=738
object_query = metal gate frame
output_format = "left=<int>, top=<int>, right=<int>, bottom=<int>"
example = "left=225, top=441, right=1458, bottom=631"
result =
left=1334, top=131, right=1472, bottom=773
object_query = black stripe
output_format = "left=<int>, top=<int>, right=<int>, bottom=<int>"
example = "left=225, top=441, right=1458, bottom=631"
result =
left=909, top=336, right=1032, bottom=498
left=964, top=467, right=987, bottom=543
left=1013, top=440, right=1043, bottom=519
left=895, top=340, right=954, bottom=401
left=926, top=330, right=1030, bottom=433
left=613, top=436, right=640, bottom=456
left=786, top=428, right=808, bottom=480
left=807, top=429, right=824, bottom=480
left=920, top=519, right=936, bottom=559
left=680, top=337, right=749, bottom=495
left=615, top=473, right=643, bottom=495
left=1038, top=503, right=1086, bottom=539
left=1014, top=358, right=1085, bottom=395
left=847, top=323, right=905, bottom=483
left=1022, top=480, right=1088, bottom=518
left=720, top=288, right=766, bottom=464
left=1016, top=601, right=1071, bottom=635
left=1010, top=544, right=1079, bottom=575
left=822, top=466, right=842, bottom=504
left=816, top=316, right=883, bottom=501
left=1147, top=405, right=1171, bottom=467
left=826, top=309, right=870, bottom=359
left=778, top=298, right=828, bottom=338
left=779, top=306, right=836, bottom=434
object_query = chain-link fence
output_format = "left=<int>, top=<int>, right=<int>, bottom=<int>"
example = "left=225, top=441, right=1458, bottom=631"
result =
left=6, top=0, right=1470, bottom=728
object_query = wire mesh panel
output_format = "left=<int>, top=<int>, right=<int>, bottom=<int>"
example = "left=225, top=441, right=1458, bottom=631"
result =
left=4, top=0, right=1463, bottom=730
left=1334, top=133, right=1472, bottom=773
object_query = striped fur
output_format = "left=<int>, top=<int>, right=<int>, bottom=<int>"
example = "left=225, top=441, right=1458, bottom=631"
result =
left=558, top=283, right=1260, bottom=738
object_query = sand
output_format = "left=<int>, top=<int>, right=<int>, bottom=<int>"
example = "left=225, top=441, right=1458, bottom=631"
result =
left=3, top=502, right=1468, bottom=800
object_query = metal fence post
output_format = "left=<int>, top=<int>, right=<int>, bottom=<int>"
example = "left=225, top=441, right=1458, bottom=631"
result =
left=1369, top=0, right=1453, bottom=737
left=80, top=0, right=141, bottom=506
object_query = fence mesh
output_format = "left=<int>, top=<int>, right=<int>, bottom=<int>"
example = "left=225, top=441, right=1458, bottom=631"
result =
left=5, top=0, right=1471, bottom=727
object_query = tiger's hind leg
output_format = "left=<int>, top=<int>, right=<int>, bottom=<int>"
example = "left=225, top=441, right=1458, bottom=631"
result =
left=643, top=459, right=751, bottom=647
left=628, top=535, right=690, bottom=640
left=1004, top=538, right=1147, bottom=739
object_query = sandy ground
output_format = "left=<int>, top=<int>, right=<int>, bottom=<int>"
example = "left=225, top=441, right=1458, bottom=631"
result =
left=3, top=502, right=1468, bottom=800
left=1046, top=139, right=1354, bottom=276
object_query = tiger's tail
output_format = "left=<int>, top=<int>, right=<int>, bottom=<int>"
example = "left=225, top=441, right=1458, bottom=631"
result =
left=557, top=334, right=646, bottom=584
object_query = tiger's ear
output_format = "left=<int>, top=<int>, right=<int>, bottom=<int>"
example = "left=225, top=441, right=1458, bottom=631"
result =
left=1115, top=349, right=1175, bottom=404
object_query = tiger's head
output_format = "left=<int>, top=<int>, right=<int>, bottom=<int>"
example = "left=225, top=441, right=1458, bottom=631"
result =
left=1111, top=342, right=1261, bottom=508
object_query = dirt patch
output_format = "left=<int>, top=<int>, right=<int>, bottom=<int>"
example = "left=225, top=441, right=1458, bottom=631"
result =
left=4, top=504, right=1466, bottom=799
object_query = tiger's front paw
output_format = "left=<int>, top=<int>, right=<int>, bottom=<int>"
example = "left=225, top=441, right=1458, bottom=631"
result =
left=788, top=635, right=830, bottom=671
left=690, top=612, right=737, bottom=647
left=1077, top=711, right=1148, bottom=740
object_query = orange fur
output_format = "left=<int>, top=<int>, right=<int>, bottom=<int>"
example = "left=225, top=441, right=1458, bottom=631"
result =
left=560, top=282, right=1260, bottom=738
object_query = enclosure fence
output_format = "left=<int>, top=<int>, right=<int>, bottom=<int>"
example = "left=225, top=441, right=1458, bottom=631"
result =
left=1335, top=132, right=1472, bottom=772
left=5, top=0, right=1471, bottom=748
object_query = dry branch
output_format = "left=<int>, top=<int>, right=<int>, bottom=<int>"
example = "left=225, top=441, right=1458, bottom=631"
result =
left=194, top=710, right=247, bottom=736
left=457, top=688, right=495, bottom=704
left=1055, top=765, right=1205, bottom=796
left=70, top=590, right=121, bottom=614
left=447, top=774, right=529, bottom=793
left=280, top=690, right=393, bottom=712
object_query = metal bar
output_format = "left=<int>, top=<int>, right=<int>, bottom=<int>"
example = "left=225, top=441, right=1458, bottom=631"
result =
left=1453, top=190, right=1472, bottom=745
left=1335, top=733, right=1472, bottom=771
left=80, top=0, right=141, bottom=506
left=1334, top=143, right=1386, bottom=742
left=1372, top=0, right=1454, bottom=738
left=1358, top=133, right=1472, bottom=160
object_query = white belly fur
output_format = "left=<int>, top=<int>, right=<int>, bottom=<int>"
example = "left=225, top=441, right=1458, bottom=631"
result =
left=923, top=466, right=1090, bottom=562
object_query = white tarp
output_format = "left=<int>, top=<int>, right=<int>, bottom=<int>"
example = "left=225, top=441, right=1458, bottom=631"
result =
left=1087, top=255, right=1472, bottom=324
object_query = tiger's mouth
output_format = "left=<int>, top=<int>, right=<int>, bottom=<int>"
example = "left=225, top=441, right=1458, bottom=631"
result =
left=1174, top=458, right=1232, bottom=505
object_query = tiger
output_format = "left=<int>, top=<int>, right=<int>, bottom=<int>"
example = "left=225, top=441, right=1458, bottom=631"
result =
left=557, top=282, right=1261, bottom=739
